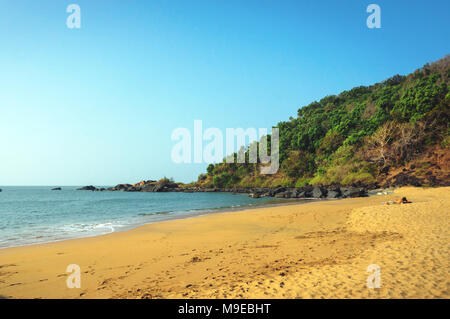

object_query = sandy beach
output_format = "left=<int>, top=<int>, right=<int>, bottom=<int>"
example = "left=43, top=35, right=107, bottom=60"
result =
left=0, top=186, right=448, bottom=299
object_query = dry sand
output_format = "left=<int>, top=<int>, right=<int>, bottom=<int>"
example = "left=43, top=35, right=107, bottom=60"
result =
left=0, top=187, right=448, bottom=299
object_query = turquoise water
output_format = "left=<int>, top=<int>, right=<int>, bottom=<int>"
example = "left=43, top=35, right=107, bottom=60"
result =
left=0, top=186, right=282, bottom=248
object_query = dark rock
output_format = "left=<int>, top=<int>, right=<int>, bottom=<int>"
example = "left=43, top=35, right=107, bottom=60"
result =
left=113, top=184, right=147, bottom=192
left=0, top=189, right=2, bottom=192
left=77, top=185, right=97, bottom=191
left=111, top=184, right=133, bottom=191
left=99, top=180, right=370, bottom=199
left=327, top=190, right=340, bottom=198
left=295, top=191, right=306, bottom=198
left=272, top=187, right=287, bottom=195
left=274, top=191, right=291, bottom=198
left=291, top=189, right=306, bottom=198
left=152, top=185, right=164, bottom=192
left=132, top=180, right=156, bottom=188
left=150, top=179, right=180, bottom=192
left=341, top=187, right=356, bottom=198
left=325, top=183, right=342, bottom=198
left=312, top=186, right=327, bottom=198
left=51, top=187, right=62, bottom=191
left=366, top=183, right=379, bottom=190
left=327, top=183, right=342, bottom=192
left=141, top=185, right=156, bottom=192
left=301, top=184, right=314, bottom=197
left=341, top=187, right=367, bottom=198
left=249, top=188, right=268, bottom=198
left=233, top=187, right=248, bottom=194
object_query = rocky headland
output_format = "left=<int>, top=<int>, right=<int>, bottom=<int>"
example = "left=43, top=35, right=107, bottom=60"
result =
left=76, top=179, right=373, bottom=199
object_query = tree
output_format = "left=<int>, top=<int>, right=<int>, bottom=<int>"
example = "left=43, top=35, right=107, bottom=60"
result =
left=206, top=164, right=215, bottom=176
left=281, top=151, right=315, bottom=178
left=365, top=121, right=396, bottom=167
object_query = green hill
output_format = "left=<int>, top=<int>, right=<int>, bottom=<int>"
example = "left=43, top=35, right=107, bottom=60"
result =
left=196, top=55, right=450, bottom=189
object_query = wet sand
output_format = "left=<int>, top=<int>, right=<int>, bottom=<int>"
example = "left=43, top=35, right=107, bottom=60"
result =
left=0, top=186, right=448, bottom=299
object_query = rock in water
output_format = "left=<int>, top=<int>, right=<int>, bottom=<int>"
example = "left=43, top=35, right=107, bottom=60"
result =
left=275, top=191, right=291, bottom=198
left=51, top=187, right=62, bottom=191
left=112, top=184, right=133, bottom=191
left=77, top=185, right=97, bottom=191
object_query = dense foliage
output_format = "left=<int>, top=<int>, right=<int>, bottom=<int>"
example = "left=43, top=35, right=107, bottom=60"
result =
left=197, top=56, right=450, bottom=188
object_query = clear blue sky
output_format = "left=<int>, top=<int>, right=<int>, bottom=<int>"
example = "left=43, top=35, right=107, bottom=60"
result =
left=0, top=0, right=449, bottom=185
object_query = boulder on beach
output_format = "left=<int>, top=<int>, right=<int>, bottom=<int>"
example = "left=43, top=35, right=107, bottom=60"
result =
left=341, top=187, right=367, bottom=198
left=301, top=185, right=314, bottom=197
left=272, top=187, right=287, bottom=195
left=312, top=186, right=327, bottom=198
left=294, top=190, right=306, bottom=198
left=327, top=190, right=340, bottom=198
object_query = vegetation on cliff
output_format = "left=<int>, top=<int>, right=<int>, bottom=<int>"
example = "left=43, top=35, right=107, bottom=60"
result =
left=197, top=55, right=450, bottom=188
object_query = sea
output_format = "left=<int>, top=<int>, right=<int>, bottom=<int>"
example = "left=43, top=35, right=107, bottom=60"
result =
left=0, top=186, right=287, bottom=249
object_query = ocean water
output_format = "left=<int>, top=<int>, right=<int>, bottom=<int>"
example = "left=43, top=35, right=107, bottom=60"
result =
left=0, top=186, right=283, bottom=249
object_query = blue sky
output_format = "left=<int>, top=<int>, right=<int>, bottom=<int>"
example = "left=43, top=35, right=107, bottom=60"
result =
left=0, top=0, right=449, bottom=185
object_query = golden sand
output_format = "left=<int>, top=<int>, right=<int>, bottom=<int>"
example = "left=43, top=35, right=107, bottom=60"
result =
left=0, top=187, right=448, bottom=299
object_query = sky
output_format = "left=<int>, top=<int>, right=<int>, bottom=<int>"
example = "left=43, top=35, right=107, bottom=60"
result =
left=0, top=0, right=449, bottom=186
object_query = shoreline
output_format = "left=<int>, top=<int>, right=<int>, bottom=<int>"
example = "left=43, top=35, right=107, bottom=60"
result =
left=0, top=186, right=448, bottom=299
left=0, top=194, right=321, bottom=251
